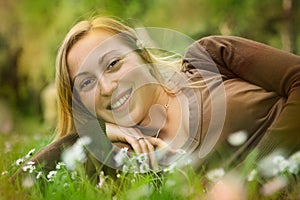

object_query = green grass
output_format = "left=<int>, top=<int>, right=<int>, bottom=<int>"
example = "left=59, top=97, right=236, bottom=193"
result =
left=1, top=117, right=300, bottom=200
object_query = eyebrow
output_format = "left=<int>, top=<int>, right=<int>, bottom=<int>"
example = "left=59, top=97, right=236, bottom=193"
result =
left=72, top=71, right=91, bottom=84
left=98, top=50, right=119, bottom=66
left=72, top=50, right=120, bottom=83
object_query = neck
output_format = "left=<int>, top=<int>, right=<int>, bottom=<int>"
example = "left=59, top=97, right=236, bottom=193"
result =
left=137, top=88, right=188, bottom=149
left=135, top=89, right=171, bottom=136
left=158, top=92, right=189, bottom=149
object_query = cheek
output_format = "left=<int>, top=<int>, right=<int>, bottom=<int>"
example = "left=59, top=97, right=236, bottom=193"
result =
left=78, top=90, right=98, bottom=114
left=120, top=64, right=158, bottom=86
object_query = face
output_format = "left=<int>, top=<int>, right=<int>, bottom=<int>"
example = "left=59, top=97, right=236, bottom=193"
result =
left=67, top=29, right=162, bottom=127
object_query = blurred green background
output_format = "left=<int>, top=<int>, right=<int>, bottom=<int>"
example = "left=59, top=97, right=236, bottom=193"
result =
left=0, top=0, right=299, bottom=136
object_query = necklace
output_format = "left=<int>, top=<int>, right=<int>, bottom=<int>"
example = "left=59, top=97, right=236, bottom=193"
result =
left=154, top=95, right=170, bottom=140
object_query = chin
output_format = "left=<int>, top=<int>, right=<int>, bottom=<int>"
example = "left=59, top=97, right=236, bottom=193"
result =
left=115, top=113, right=143, bottom=127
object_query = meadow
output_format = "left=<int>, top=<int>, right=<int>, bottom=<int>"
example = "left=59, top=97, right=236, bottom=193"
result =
left=0, top=117, right=300, bottom=200
left=1, top=1, right=300, bottom=199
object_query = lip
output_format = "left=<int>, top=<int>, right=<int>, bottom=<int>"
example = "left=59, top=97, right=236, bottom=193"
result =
left=108, top=88, right=133, bottom=111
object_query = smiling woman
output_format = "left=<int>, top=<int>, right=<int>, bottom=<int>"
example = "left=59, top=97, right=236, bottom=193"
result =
left=65, top=22, right=192, bottom=168
left=69, top=33, right=160, bottom=127
left=11, top=16, right=300, bottom=185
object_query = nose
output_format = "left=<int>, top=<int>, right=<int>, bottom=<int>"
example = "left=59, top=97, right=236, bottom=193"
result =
left=98, top=75, right=118, bottom=96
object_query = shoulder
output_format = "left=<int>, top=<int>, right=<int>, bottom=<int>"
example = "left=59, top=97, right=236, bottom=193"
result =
left=183, top=36, right=222, bottom=72
left=184, top=35, right=238, bottom=59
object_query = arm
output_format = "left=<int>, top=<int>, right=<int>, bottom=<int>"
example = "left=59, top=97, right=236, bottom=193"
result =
left=198, top=36, right=300, bottom=157
left=10, top=133, right=79, bottom=184
left=198, top=36, right=300, bottom=97
left=106, top=123, right=172, bottom=169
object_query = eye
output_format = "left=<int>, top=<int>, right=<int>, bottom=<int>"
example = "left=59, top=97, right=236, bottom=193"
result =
left=80, top=78, right=96, bottom=90
left=106, top=58, right=122, bottom=72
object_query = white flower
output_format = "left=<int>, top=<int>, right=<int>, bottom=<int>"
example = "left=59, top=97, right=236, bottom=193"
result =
left=163, top=162, right=178, bottom=173
left=136, top=39, right=145, bottom=49
left=114, top=147, right=129, bottom=167
left=258, top=151, right=287, bottom=178
left=22, top=176, right=35, bottom=188
left=62, top=145, right=86, bottom=170
left=112, top=196, right=118, bottom=200
left=137, top=153, right=148, bottom=164
left=55, top=162, right=65, bottom=170
left=261, top=176, right=288, bottom=196
left=62, top=137, right=90, bottom=170
left=165, top=179, right=176, bottom=188
left=63, top=183, right=69, bottom=188
left=247, top=169, right=258, bottom=182
left=22, top=161, right=36, bottom=173
left=22, top=165, right=29, bottom=172
left=272, top=155, right=290, bottom=175
left=187, top=158, right=192, bottom=165
left=206, top=168, right=225, bottom=183
left=287, top=162, right=299, bottom=174
left=227, top=130, right=248, bottom=146
left=278, top=160, right=290, bottom=173
left=36, top=171, right=42, bottom=179
left=71, top=171, right=77, bottom=180
left=1, top=171, right=8, bottom=176
left=116, top=173, right=121, bottom=178
left=96, top=171, right=107, bottom=189
left=122, top=164, right=129, bottom=173
left=139, top=163, right=150, bottom=173
left=25, top=148, right=36, bottom=159
left=120, top=147, right=128, bottom=154
left=15, top=158, right=24, bottom=166
left=289, top=151, right=300, bottom=164
left=77, top=136, right=92, bottom=146
left=287, top=151, right=300, bottom=174
left=26, top=161, right=35, bottom=166
left=273, top=155, right=285, bottom=165
left=131, top=164, right=138, bottom=173
left=4, top=142, right=11, bottom=153
left=22, top=165, right=36, bottom=173
left=47, top=170, right=57, bottom=182
left=176, top=149, right=186, bottom=155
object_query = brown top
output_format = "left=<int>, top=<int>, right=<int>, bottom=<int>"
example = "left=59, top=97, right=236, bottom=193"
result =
left=11, top=36, right=300, bottom=182
left=183, top=36, right=300, bottom=169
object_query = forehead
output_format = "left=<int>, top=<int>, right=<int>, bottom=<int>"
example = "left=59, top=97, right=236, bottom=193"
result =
left=67, top=29, right=115, bottom=80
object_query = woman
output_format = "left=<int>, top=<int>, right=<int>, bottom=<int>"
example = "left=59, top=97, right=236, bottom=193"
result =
left=12, top=16, right=300, bottom=181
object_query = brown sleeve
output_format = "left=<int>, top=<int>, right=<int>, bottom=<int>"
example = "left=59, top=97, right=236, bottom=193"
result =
left=198, top=36, right=300, bottom=157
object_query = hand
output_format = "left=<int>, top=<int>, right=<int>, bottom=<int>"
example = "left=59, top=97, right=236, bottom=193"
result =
left=106, top=123, right=169, bottom=170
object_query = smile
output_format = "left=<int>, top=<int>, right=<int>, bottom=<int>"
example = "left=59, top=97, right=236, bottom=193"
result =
left=110, top=88, right=132, bottom=110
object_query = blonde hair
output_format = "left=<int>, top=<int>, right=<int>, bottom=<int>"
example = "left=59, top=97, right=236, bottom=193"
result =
left=55, top=16, right=182, bottom=139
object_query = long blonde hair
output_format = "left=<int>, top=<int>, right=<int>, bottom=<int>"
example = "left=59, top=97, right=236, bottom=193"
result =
left=55, top=16, right=182, bottom=139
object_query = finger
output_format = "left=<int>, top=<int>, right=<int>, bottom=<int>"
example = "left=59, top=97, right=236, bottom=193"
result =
left=146, top=137, right=179, bottom=163
left=106, top=124, right=144, bottom=154
left=137, top=138, right=151, bottom=166
left=127, top=137, right=143, bottom=154
left=146, top=137, right=169, bottom=149
left=120, top=126, right=143, bottom=138
left=138, top=138, right=150, bottom=154
left=106, top=124, right=142, bottom=142
left=144, top=139, right=158, bottom=170
left=136, top=138, right=151, bottom=167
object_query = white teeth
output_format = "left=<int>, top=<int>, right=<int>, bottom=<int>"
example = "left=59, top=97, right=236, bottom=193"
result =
left=111, top=93, right=130, bottom=110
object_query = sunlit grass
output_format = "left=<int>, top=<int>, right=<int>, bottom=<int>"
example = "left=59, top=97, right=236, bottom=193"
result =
left=1, top=117, right=300, bottom=200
